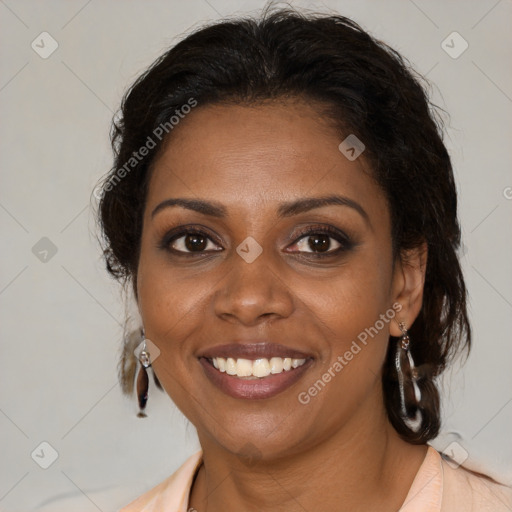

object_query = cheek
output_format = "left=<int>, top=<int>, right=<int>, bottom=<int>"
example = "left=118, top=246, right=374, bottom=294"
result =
left=137, top=254, right=207, bottom=355
left=297, top=246, right=395, bottom=392
left=136, top=247, right=218, bottom=412
left=307, top=249, right=393, bottom=343
left=137, top=226, right=207, bottom=334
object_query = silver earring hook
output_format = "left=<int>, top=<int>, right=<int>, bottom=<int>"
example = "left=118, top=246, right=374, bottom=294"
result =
left=139, top=328, right=150, bottom=368
left=395, top=321, right=422, bottom=432
left=398, top=322, right=410, bottom=350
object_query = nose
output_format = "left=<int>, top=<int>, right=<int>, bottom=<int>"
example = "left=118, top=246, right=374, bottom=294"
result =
left=212, top=245, right=294, bottom=326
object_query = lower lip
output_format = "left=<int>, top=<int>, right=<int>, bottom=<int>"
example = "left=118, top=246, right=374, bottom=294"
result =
left=199, top=357, right=314, bottom=400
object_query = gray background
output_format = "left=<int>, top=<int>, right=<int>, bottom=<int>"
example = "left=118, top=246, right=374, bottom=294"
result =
left=0, top=0, right=511, bottom=511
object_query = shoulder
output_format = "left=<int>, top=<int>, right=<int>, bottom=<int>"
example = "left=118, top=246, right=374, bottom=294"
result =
left=440, top=452, right=512, bottom=512
left=401, top=446, right=512, bottom=512
left=118, top=450, right=203, bottom=512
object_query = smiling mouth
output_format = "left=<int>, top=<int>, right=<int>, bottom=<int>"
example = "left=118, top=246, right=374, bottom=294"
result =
left=199, top=354, right=314, bottom=399
left=208, top=356, right=307, bottom=378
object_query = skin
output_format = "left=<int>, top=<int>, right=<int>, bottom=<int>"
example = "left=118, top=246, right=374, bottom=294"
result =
left=136, top=98, right=429, bottom=511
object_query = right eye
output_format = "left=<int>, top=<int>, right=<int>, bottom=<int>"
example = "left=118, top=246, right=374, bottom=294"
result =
left=162, top=227, right=223, bottom=255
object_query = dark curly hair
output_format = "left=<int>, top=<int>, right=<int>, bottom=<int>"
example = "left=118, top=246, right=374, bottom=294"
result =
left=95, top=6, right=471, bottom=444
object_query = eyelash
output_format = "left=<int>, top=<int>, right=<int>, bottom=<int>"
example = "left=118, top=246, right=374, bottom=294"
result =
left=159, top=224, right=354, bottom=259
left=159, top=225, right=356, bottom=259
left=291, top=225, right=354, bottom=257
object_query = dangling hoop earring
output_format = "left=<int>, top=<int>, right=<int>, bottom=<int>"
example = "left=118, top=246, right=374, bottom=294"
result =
left=395, top=322, right=422, bottom=432
left=136, top=328, right=163, bottom=418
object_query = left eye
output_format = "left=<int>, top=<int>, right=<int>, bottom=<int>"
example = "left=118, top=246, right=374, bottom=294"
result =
left=292, top=232, right=343, bottom=254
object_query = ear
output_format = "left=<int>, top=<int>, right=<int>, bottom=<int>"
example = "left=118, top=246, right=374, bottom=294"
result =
left=389, top=241, right=428, bottom=337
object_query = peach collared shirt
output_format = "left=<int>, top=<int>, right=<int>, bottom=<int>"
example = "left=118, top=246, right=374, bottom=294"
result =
left=119, top=446, right=512, bottom=511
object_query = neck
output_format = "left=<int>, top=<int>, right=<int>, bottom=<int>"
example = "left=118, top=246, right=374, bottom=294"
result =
left=189, top=390, right=428, bottom=512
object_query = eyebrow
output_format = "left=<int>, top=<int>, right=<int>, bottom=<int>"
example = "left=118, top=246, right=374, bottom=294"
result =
left=151, top=195, right=371, bottom=227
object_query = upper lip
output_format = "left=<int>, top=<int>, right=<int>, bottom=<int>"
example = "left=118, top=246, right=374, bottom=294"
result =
left=198, top=342, right=313, bottom=360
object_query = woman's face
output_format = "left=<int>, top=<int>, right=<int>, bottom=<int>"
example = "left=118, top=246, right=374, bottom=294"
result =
left=137, top=99, right=414, bottom=460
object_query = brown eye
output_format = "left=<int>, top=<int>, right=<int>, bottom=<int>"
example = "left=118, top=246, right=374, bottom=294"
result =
left=295, top=233, right=341, bottom=254
left=285, top=224, right=355, bottom=259
left=165, top=229, right=221, bottom=254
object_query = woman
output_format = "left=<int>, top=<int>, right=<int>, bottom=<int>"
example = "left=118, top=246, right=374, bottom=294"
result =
left=96, top=7, right=512, bottom=511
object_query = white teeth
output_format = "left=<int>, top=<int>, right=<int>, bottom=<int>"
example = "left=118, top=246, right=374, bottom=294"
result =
left=253, top=358, right=271, bottom=377
left=235, top=358, right=253, bottom=377
left=210, top=356, right=307, bottom=378
left=226, top=357, right=237, bottom=375
left=270, top=357, right=283, bottom=374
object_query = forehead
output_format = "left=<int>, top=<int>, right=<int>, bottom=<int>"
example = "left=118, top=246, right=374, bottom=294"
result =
left=146, top=100, right=387, bottom=221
